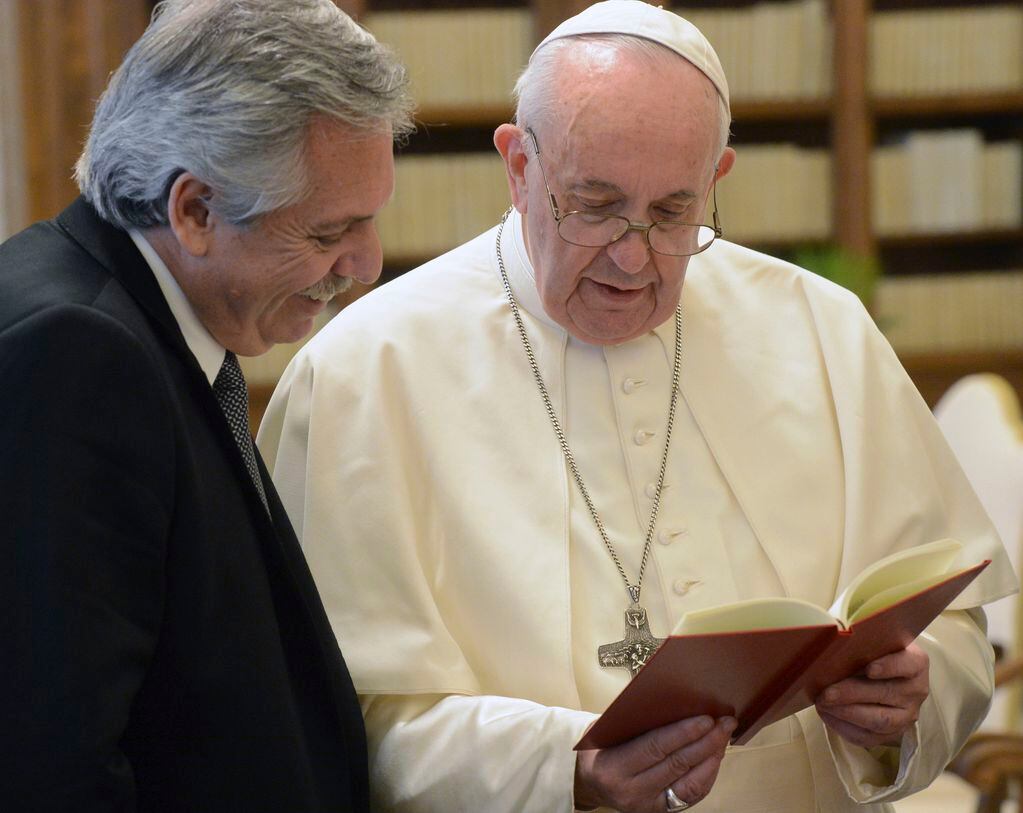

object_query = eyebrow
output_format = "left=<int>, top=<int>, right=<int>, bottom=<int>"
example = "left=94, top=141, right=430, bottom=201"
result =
left=308, top=214, right=374, bottom=234
left=568, top=179, right=698, bottom=204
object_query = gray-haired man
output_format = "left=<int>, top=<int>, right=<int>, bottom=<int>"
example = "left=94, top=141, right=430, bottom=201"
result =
left=0, top=1, right=412, bottom=810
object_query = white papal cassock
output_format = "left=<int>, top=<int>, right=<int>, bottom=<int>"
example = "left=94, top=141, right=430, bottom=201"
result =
left=258, top=209, right=1016, bottom=813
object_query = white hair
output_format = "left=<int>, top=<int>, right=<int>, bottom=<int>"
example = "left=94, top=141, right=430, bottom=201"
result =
left=75, top=0, right=414, bottom=229
left=514, top=34, right=731, bottom=162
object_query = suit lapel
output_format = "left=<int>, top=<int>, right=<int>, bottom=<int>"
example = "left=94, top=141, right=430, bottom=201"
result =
left=57, top=198, right=190, bottom=361
left=57, top=199, right=356, bottom=726
left=56, top=199, right=274, bottom=524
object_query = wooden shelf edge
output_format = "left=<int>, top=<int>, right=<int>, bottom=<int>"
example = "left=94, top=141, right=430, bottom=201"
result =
left=879, top=228, right=1023, bottom=248
left=414, top=104, right=513, bottom=127
left=899, top=348, right=1023, bottom=408
left=731, top=98, right=832, bottom=121
left=411, top=99, right=833, bottom=129
left=409, top=92, right=1023, bottom=129
left=873, top=91, right=1023, bottom=118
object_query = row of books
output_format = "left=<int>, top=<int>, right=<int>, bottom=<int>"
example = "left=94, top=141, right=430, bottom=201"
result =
left=870, top=5, right=1023, bottom=98
left=363, top=8, right=531, bottom=111
left=365, top=2, right=832, bottom=111
left=873, top=130, right=1023, bottom=235
left=380, top=145, right=832, bottom=257
left=370, top=134, right=1021, bottom=259
left=875, top=270, right=1023, bottom=354
left=363, top=2, right=1022, bottom=113
left=714, top=144, right=832, bottom=243
left=376, top=152, right=510, bottom=259
left=674, top=0, right=830, bottom=101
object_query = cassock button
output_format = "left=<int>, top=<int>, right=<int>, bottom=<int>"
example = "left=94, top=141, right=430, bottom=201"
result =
left=634, top=429, right=656, bottom=446
left=658, top=528, right=688, bottom=545
left=673, top=578, right=701, bottom=596
left=622, top=377, right=647, bottom=394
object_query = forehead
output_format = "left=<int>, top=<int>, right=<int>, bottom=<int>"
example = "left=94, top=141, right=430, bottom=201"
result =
left=544, top=42, right=720, bottom=189
left=281, top=119, right=395, bottom=224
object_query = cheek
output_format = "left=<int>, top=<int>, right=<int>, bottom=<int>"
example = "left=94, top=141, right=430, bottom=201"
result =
left=537, top=247, right=593, bottom=303
left=655, top=259, right=688, bottom=295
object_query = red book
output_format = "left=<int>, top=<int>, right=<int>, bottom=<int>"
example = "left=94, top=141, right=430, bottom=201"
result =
left=576, top=539, right=989, bottom=750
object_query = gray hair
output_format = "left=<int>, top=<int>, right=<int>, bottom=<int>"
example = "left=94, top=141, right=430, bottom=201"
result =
left=514, top=34, right=731, bottom=163
left=76, top=0, right=415, bottom=229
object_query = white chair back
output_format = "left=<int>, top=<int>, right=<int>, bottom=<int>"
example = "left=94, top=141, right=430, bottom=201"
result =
left=935, top=373, right=1023, bottom=731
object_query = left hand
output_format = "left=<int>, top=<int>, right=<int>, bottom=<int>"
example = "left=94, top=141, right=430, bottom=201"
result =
left=814, top=642, right=930, bottom=748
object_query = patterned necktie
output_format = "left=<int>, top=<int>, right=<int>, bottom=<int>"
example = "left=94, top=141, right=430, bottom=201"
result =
left=213, top=351, right=269, bottom=512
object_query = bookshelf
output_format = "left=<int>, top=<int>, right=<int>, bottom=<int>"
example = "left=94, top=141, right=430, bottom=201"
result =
left=7, top=0, right=1021, bottom=417
left=333, top=0, right=1023, bottom=420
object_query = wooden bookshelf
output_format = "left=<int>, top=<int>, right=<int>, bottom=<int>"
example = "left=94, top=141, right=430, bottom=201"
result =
left=11, top=0, right=1023, bottom=407
left=874, top=91, right=1023, bottom=119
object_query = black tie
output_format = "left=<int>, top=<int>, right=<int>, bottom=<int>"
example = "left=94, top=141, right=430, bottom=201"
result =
left=213, top=351, right=269, bottom=512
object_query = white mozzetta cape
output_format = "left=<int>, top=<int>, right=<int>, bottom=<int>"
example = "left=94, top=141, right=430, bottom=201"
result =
left=260, top=211, right=1015, bottom=813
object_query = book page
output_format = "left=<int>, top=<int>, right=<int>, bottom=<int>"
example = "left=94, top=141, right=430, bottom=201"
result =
left=673, top=596, right=836, bottom=635
left=846, top=570, right=969, bottom=624
left=829, top=538, right=962, bottom=624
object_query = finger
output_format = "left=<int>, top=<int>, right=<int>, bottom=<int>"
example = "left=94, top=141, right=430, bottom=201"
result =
left=816, top=697, right=914, bottom=733
left=665, top=738, right=730, bottom=809
left=637, top=716, right=735, bottom=791
left=819, top=676, right=927, bottom=709
left=615, top=715, right=716, bottom=774
left=818, top=708, right=907, bottom=749
left=864, top=646, right=929, bottom=681
left=577, top=717, right=733, bottom=813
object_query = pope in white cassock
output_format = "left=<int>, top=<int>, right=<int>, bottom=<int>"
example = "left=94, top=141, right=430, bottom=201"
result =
left=258, top=2, right=1017, bottom=811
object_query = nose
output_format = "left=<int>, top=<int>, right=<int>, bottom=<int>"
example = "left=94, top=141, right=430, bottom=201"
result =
left=333, top=226, right=384, bottom=286
left=604, top=226, right=650, bottom=275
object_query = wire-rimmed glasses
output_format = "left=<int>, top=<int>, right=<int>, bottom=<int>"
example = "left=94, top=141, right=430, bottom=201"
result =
left=526, top=127, right=723, bottom=257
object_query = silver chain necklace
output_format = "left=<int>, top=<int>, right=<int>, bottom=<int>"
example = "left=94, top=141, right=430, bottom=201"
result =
left=495, top=209, right=682, bottom=677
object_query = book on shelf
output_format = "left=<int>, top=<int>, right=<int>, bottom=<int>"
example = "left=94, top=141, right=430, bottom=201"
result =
left=907, top=129, right=984, bottom=233
left=871, top=5, right=1023, bottom=97
left=363, top=8, right=530, bottom=112
left=873, top=131, right=1022, bottom=237
left=713, top=143, right=830, bottom=243
left=576, top=539, right=989, bottom=750
left=677, top=0, right=830, bottom=102
left=876, top=270, right=1023, bottom=354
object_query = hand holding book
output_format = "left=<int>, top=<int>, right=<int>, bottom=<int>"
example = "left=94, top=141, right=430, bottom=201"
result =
left=576, top=539, right=989, bottom=750
left=814, top=638, right=930, bottom=749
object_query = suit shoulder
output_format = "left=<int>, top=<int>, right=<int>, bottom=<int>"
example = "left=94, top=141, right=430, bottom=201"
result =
left=0, top=219, right=117, bottom=329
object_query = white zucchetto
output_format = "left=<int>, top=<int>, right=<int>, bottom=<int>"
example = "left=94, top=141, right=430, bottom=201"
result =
left=533, top=0, right=730, bottom=113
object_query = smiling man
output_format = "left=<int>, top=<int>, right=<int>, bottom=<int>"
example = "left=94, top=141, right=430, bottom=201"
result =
left=259, top=2, right=1013, bottom=812
left=0, top=1, right=411, bottom=810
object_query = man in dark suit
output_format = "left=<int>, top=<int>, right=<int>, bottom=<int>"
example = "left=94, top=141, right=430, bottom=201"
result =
left=0, top=1, right=412, bottom=810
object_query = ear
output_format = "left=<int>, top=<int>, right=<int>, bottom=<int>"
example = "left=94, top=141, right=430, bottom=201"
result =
left=714, top=147, right=736, bottom=182
left=494, top=123, right=530, bottom=214
left=166, top=172, right=216, bottom=257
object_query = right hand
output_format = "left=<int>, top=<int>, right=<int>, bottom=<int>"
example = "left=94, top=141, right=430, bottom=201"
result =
left=574, top=715, right=736, bottom=812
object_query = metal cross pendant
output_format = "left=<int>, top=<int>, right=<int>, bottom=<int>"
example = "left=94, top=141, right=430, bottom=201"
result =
left=598, top=603, right=666, bottom=678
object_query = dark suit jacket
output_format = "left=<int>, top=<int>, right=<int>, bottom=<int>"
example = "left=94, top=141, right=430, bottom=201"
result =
left=0, top=198, right=369, bottom=812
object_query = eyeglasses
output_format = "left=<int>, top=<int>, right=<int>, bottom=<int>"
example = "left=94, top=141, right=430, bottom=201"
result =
left=526, top=128, right=722, bottom=257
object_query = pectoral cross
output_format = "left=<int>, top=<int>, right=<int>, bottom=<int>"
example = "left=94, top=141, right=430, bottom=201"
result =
left=598, top=603, right=665, bottom=678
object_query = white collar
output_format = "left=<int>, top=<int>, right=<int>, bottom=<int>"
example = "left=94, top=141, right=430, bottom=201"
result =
left=128, top=229, right=226, bottom=385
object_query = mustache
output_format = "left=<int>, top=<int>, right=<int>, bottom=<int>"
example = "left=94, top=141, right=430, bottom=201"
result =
left=299, top=275, right=353, bottom=302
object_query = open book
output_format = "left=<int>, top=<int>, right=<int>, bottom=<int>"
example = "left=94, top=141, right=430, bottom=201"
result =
left=576, top=539, right=989, bottom=750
